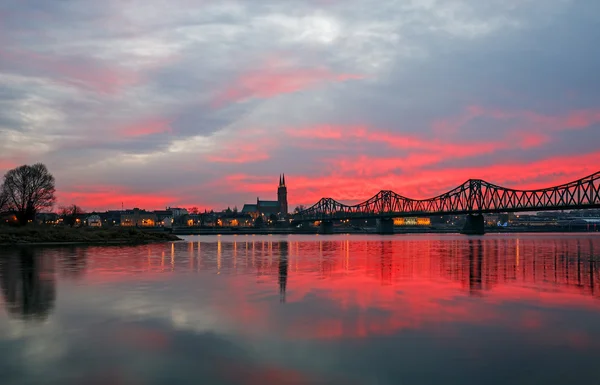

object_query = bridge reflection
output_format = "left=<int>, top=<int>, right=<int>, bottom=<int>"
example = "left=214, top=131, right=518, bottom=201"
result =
left=3, top=236, right=598, bottom=322
left=141, top=237, right=600, bottom=299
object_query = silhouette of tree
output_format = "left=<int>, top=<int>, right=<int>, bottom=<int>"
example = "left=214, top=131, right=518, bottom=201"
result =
left=0, top=189, right=8, bottom=212
left=188, top=207, right=199, bottom=215
left=294, top=205, right=306, bottom=213
left=254, top=216, right=264, bottom=228
left=1, top=163, right=56, bottom=226
left=174, top=213, right=190, bottom=226
left=59, top=204, right=86, bottom=227
left=269, top=213, right=278, bottom=225
left=0, top=248, right=56, bottom=321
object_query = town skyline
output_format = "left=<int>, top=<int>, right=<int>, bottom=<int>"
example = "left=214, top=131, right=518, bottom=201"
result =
left=1, top=1, right=600, bottom=211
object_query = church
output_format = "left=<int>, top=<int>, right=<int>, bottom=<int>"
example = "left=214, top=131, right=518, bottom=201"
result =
left=241, top=174, right=288, bottom=219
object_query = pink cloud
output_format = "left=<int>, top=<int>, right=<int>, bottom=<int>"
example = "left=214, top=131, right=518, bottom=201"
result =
left=207, top=153, right=270, bottom=164
left=0, top=48, right=139, bottom=94
left=0, top=160, right=18, bottom=173
left=57, top=185, right=179, bottom=211
left=433, top=105, right=600, bottom=136
left=287, top=124, right=505, bottom=156
left=206, top=132, right=276, bottom=164
left=214, top=67, right=363, bottom=106
left=213, top=150, right=600, bottom=207
left=514, top=132, right=550, bottom=149
left=120, top=118, right=172, bottom=137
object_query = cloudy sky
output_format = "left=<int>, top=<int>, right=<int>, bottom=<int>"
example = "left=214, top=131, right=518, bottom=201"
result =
left=1, top=0, right=599, bottom=211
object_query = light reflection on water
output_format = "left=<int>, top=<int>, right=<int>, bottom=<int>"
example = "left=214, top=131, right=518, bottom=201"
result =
left=1, top=234, right=600, bottom=385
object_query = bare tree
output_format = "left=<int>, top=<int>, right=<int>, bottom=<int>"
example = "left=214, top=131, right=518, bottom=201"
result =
left=294, top=205, right=306, bottom=214
left=59, top=205, right=86, bottom=227
left=188, top=207, right=199, bottom=215
left=2, top=164, right=56, bottom=226
left=0, top=189, right=8, bottom=212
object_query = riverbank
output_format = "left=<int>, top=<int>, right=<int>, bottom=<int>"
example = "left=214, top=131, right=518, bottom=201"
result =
left=0, top=226, right=181, bottom=246
left=172, top=225, right=599, bottom=235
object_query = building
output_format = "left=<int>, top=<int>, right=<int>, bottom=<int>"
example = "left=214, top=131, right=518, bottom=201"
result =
left=241, top=204, right=259, bottom=219
left=99, top=210, right=124, bottom=226
left=120, top=208, right=157, bottom=227
left=277, top=174, right=288, bottom=216
left=36, top=212, right=59, bottom=225
left=86, top=215, right=102, bottom=227
left=154, top=209, right=173, bottom=225
left=169, top=207, right=188, bottom=218
left=242, top=174, right=289, bottom=219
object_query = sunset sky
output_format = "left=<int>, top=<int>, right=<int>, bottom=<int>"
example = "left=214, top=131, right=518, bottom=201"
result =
left=1, top=0, right=599, bottom=211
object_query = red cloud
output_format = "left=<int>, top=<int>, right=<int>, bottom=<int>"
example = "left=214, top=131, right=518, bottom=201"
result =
left=214, top=67, right=363, bottom=106
left=57, top=185, right=178, bottom=211
left=217, top=150, right=600, bottom=207
left=287, top=125, right=505, bottom=156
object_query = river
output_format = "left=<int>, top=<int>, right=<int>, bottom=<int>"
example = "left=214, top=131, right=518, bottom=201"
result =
left=1, top=234, right=600, bottom=385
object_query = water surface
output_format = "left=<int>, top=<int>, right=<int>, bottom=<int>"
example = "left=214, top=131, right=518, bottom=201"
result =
left=1, top=234, right=600, bottom=385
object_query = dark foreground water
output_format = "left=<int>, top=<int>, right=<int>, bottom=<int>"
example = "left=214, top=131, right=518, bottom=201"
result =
left=1, top=234, right=600, bottom=385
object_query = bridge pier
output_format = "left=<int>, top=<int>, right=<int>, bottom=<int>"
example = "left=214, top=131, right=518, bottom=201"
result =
left=318, top=220, right=334, bottom=235
left=461, top=214, right=485, bottom=235
left=376, top=218, right=395, bottom=235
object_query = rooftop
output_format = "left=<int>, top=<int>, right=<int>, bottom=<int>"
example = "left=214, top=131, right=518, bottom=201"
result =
left=242, top=204, right=258, bottom=213
left=258, top=200, right=279, bottom=207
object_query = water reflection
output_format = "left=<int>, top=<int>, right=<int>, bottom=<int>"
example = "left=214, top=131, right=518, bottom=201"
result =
left=279, top=241, right=288, bottom=303
left=144, top=236, right=599, bottom=299
left=58, top=247, right=87, bottom=279
left=1, top=235, right=600, bottom=385
left=0, top=248, right=56, bottom=321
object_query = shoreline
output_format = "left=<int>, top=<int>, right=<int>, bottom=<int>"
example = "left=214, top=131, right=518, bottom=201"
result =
left=0, top=239, right=182, bottom=247
left=0, top=226, right=181, bottom=247
left=172, top=226, right=599, bottom=236
left=1, top=226, right=597, bottom=246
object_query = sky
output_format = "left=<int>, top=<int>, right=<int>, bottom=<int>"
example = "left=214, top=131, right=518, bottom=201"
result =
left=1, top=0, right=599, bottom=212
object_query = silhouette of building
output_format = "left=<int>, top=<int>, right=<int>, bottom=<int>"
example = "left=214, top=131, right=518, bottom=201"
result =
left=277, top=174, right=288, bottom=216
left=242, top=174, right=289, bottom=218
left=120, top=208, right=157, bottom=227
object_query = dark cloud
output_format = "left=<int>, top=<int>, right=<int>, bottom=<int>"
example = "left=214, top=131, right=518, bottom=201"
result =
left=1, top=0, right=599, bottom=208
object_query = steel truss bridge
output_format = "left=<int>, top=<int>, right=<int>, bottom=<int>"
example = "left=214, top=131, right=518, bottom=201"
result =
left=293, top=171, right=600, bottom=222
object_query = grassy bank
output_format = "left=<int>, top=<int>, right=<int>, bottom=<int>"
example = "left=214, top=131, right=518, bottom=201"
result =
left=0, top=226, right=181, bottom=245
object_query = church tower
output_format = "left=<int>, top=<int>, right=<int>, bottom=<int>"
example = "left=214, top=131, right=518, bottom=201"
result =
left=278, top=174, right=288, bottom=216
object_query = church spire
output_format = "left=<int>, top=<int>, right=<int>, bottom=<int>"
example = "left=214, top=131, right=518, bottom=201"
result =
left=282, top=173, right=286, bottom=186
left=279, top=174, right=282, bottom=186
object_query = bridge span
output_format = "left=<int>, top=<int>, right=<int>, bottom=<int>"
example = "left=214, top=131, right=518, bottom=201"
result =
left=292, top=171, right=600, bottom=235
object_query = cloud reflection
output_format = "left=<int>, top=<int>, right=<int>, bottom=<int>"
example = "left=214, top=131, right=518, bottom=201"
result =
left=2, top=236, right=600, bottom=385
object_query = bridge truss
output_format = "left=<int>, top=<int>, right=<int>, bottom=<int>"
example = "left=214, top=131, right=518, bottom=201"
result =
left=293, top=172, right=600, bottom=221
